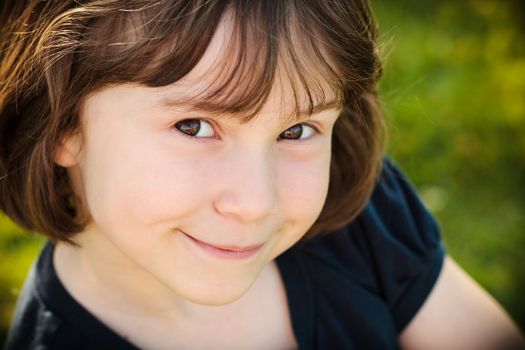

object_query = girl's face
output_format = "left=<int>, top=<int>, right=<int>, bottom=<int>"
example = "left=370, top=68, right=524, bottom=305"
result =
left=56, top=18, right=340, bottom=306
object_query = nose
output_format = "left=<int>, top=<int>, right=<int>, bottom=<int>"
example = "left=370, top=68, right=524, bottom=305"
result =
left=213, top=146, right=278, bottom=224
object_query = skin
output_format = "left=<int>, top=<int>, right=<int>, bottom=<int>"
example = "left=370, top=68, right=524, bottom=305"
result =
left=400, top=257, right=525, bottom=350
left=53, top=12, right=339, bottom=349
left=55, top=86, right=340, bottom=349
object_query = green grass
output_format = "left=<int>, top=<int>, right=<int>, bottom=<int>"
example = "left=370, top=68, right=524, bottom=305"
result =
left=0, top=216, right=44, bottom=343
left=373, top=0, right=525, bottom=328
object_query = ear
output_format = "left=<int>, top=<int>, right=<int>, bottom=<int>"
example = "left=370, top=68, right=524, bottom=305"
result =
left=54, top=132, right=83, bottom=168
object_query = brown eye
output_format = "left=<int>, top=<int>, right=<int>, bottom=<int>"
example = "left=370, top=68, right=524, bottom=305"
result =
left=174, top=119, right=215, bottom=138
left=279, top=124, right=316, bottom=140
left=280, top=124, right=303, bottom=140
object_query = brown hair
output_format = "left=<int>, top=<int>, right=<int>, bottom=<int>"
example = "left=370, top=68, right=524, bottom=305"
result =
left=0, top=0, right=384, bottom=243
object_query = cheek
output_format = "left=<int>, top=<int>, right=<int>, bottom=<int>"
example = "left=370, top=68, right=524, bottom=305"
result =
left=80, top=135, right=212, bottom=233
left=277, top=152, right=331, bottom=228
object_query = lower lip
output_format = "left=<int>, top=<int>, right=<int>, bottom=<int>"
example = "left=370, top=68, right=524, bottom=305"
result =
left=181, top=232, right=263, bottom=260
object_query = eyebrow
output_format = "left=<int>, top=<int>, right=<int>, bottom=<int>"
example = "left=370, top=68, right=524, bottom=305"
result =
left=158, top=96, right=342, bottom=119
left=298, top=99, right=342, bottom=116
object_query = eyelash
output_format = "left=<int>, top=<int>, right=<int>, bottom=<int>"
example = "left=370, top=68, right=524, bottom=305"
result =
left=173, top=119, right=320, bottom=142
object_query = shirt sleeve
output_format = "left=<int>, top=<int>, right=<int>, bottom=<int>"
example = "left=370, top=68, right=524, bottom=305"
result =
left=358, top=158, right=446, bottom=332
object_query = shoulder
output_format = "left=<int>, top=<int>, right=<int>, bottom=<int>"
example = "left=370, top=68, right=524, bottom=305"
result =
left=6, top=243, right=141, bottom=350
left=295, top=158, right=446, bottom=332
left=5, top=252, right=62, bottom=350
left=358, top=158, right=444, bottom=265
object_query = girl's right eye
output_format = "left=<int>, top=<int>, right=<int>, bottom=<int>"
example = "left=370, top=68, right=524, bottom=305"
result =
left=174, top=119, right=215, bottom=138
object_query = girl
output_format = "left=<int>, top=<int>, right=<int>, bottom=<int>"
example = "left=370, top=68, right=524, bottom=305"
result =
left=1, top=1, right=523, bottom=349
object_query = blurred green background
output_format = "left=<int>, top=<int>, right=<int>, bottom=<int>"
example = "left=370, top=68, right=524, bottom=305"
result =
left=375, top=0, right=525, bottom=330
left=1, top=0, right=524, bottom=343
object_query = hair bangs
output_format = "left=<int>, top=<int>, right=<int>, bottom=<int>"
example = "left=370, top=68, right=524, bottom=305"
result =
left=75, top=1, right=344, bottom=123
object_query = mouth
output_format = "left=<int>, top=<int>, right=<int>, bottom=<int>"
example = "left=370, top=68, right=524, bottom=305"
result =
left=178, top=229, right=264, bottom=260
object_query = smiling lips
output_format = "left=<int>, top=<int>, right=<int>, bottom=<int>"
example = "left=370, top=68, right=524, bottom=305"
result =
left=179, top=229, right=264, bottom=260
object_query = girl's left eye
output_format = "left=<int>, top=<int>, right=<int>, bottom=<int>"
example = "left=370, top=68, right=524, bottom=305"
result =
left=278, top=123, right=317, bottom=141
left=174, top=119, right=215, bottom=138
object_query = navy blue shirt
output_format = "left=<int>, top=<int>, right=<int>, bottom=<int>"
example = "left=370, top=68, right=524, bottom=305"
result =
left=5, top=160, right=445, bottom=349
